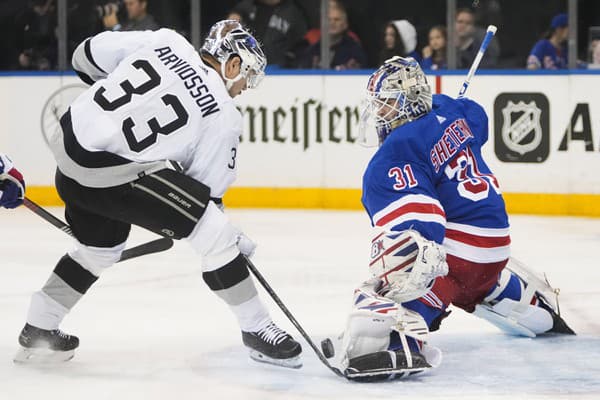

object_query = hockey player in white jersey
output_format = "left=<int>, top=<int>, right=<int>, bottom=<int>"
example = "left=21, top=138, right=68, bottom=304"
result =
left=15, top=20, right=302, bottom=368
left=334, top=56, right=574, bottom=381
left=0, top=153, right=25, bottom=209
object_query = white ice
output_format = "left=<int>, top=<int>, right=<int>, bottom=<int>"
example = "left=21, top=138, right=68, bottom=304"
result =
left=1, top=208, right=599, bottom=400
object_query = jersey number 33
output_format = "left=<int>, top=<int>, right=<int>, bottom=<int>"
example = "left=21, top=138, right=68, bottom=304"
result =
left=93, top=59, right=189, bottom=152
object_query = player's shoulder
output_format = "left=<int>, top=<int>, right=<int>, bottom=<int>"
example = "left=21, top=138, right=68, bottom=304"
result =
left=153, top=28, right=193, bottom=49
left=455, top=95, right=486, bottom=116
left=433, top=93, right=485, bottom=121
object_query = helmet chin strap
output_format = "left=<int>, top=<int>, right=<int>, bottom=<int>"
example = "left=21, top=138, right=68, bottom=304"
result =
left=220, top=62, right=243, bottom=90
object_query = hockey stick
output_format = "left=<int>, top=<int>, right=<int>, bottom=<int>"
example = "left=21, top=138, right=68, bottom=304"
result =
left=244, top=256, right=346, bottom=378
left=23, top=197, right=174, bottom=262
left=457, top=25, right=497, bottom=98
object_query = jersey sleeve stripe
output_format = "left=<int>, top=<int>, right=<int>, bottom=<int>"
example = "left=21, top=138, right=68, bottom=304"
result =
left=443, top=238, right=510, bottom=263
left=84, top=38, right=107, bottom=74
left=373, top=194, right=444, bottom=222
left=445, top=228, right=511, bottom=248
left=376, top=212, right=447, bottom=231
left=445, top=222, right=510, bottom=236
left=375, top=202, right=446, bottom=228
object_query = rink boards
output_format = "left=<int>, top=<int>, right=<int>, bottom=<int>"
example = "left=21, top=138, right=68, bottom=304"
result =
left=1, top=70, right=599, bottom=216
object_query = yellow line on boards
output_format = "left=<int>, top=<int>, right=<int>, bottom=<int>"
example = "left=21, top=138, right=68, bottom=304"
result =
left=23, top=186, right=600, bottom=217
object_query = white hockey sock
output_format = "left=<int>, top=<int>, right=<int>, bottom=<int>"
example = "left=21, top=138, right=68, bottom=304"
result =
left=230, top=295, right=271, bottom=333
left=26, top=290, right=69, bottom=330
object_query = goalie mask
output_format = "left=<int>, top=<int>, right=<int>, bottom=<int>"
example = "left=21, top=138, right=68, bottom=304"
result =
left=369, top=230, right=448, bottom=303
left=202, top=20, right=267, bottom=90
left=358, top=56, right=432, bottom=146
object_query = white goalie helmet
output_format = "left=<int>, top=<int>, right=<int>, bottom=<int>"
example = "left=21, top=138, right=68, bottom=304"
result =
left=359, top=56, right=432, bottom=146
left=201, top=20, right=267, bottom=90
left=369, top=230, right=448, bottom=303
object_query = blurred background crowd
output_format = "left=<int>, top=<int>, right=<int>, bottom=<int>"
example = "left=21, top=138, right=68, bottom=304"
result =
left=1, top=0, right=599, bottom=72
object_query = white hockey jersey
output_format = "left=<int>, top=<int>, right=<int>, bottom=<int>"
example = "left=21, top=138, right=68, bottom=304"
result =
left=53, top=29, right=242, bottom=198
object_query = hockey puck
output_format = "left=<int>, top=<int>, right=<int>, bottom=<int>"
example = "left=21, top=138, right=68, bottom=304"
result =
left=321, top=338, right=335, bottom=359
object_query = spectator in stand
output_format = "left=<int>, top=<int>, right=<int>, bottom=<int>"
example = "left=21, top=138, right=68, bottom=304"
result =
left=299, top=0, right=360, bottom=52
left=421, top=25, right=447, bottom=70
left=102, top=0, right=159, bottom=32
left=299, top=0, right=366, bottom=70
left=378, top=20, right=419, bottom=65
left=455, top=8, right=499, bottom=68
left=229, top=0, right=307, bottom=68
left=15, top=0, right=57, bottom=70
left=527, top=13, right=569, bottom=70
left=588, top=38, right=600, bottom=69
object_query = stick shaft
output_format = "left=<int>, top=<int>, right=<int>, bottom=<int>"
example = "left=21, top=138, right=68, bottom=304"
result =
left=245, top=256, right=345, bottom=377
left=23, top=197, right=173, bottom=262
left=458, top=25, right=497, bottom=98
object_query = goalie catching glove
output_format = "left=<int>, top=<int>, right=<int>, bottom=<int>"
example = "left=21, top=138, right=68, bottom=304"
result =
left=369, top=229, right=448, bottom=303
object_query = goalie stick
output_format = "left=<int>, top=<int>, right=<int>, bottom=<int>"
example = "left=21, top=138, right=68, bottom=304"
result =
left=23, top=197, right=174, bottom=262
left=458, top=25, right=497, bottom=98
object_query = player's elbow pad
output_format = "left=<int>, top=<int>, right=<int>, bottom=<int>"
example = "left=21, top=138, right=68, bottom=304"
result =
left=72, top=38, right=108, bottom=85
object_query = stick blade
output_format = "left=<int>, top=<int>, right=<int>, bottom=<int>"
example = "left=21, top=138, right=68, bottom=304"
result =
left=119, top=238, right=174, bottom=262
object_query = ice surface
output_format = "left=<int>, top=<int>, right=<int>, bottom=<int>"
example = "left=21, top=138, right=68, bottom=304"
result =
left=1, top=208, right=599, bottom=400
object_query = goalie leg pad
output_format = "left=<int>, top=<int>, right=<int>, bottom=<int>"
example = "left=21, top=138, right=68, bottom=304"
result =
left=473, top=299, right=550, bottom=337
left=475, top=268, right=574, bottom=336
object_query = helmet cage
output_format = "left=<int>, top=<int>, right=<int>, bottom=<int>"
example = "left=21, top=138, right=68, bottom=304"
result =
left=202, top=20, right=267, bottom=89
left=359, top=56, right=432, bottom=145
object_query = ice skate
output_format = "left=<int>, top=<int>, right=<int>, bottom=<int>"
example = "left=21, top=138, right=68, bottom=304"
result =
left=242, top=322, right=302, bottom=369
left=14, top=323, right=79, bottom=363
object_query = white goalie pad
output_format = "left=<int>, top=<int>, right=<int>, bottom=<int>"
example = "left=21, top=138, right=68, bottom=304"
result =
left=506, top=257, right=562, bottom=313
left=369, top=229, right=448, bottom=303
left=473, top=298, right=553, bottom=337
left=340, top=281, right=430, bottom=368
left=473, top=259, right=563, bottom=337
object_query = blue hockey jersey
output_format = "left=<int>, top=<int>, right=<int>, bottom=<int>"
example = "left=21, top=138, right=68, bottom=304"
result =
left=362, top=94, right=510, bottom=264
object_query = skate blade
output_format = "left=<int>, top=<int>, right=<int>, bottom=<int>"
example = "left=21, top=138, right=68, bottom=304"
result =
left=248, top=349, right=302, bottom=369
left=13, top=347, right=75, bottom=364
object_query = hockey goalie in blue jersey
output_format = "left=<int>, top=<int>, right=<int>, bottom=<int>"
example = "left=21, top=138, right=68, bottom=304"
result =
left=336, top=56, right=574, bottom=381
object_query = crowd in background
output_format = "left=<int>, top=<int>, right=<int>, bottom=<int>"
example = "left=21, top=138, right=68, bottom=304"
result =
left=1, top=0, right=600, bottom=71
